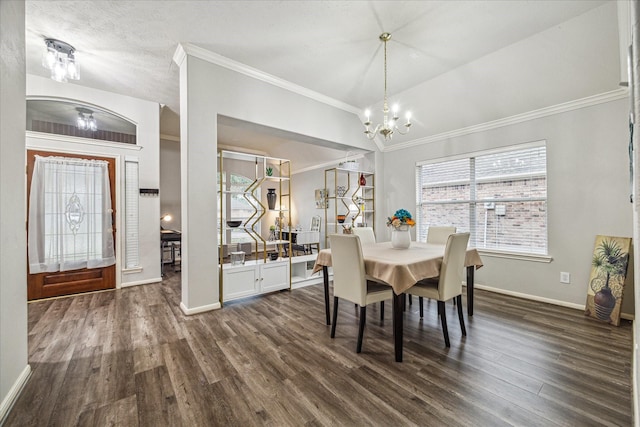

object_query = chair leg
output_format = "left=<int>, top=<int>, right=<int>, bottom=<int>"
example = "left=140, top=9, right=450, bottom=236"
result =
left=402, top=294, right=406, bottom=312
left=409, top=294, right=412, bottom=305
left=330, top=297, right=339, bottom=338
left=357, top=306, right=367, bottom=353
left=456, top=295, right=466, bottom=336
left=419, top=296, right=424, bottom=318
left=438, top=300, right=450, bottom=347
left=380, top=301, right=384, bottom=321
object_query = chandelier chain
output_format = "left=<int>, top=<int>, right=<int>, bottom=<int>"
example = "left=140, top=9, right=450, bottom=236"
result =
left=383, top=35, right=388, bottom=109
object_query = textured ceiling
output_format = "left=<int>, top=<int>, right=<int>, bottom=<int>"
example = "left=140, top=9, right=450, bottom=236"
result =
left=25, top=0, right=614, bottom=165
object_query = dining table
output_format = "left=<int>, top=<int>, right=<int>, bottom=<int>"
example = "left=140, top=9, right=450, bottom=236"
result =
left=312, top=240, right=483, bottom=362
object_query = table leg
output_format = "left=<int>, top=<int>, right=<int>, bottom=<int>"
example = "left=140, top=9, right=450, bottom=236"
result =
left=393, top=292, right=403, bottom=362
left=323, top=266, right=331, bottom=325
left=466, top=265, right=475, bottom=316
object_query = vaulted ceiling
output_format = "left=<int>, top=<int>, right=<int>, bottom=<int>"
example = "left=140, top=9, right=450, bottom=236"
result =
left=25, top=1, right=623, bottom=167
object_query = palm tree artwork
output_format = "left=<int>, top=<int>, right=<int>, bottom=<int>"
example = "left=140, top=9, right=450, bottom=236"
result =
left=585, top=235, right=631, bottom=325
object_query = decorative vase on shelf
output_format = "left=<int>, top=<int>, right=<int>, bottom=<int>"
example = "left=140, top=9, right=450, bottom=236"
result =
left=391, top=225, right=411, bottom=249
left=266, top=188, right=277, bottom=210
left=359, top=173, right=366, bottom=186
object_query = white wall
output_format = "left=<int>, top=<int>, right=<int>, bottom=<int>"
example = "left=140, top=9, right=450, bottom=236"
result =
left=0, top=0, right=30, bottom=420
left=291, top=167, right=326, bottom=244
left=26, top=75, right=161, bottom=287
left=160, top=138, right=181, bottom=230
left=384, top=98, right=633, bottom=309
left=175, top=48, right=375, bottom=312
left=630, top=1, right=640, bottom=423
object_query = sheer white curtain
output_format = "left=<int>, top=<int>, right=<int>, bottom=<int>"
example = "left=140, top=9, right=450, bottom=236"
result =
left=28, top=155, right=115, bottom=273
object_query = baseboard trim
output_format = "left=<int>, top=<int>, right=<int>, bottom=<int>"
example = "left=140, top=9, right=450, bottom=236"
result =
left=120, top=277, right=162, bottom=288
left=472, top=283, right=584, bottom=310
left=180, top=301, right=221, bottom=315
left=0, top=365, right=31, bottom=424
left=470, top=283, right=635, bottom=320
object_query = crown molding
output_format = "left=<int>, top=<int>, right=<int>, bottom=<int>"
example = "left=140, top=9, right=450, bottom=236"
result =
left=177, top=43, right=361, bottom=116
left=172, top=44, right=187, bottom=68
left=384, top=88, right=629, bottom=152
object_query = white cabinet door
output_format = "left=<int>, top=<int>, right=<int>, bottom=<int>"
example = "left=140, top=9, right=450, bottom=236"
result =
left=223, top=265, right=259, bottom=301
left=260, top=262, right=289, bottom=293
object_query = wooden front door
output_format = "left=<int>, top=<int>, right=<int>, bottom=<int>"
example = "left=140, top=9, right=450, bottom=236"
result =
left=26, top=150, right=116, bottom=300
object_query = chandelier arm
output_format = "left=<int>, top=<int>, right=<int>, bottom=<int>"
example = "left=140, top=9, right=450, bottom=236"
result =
left=361, top=32, right=413, bottom=141
left=393, top=120, right=412, bottom=135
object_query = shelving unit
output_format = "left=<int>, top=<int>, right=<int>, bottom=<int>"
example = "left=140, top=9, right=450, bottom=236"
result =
left=289, top=254, right=322, bottom=288
left=218, top=150, right=292, bottom=303
left=324, top=166, right=375, bottom=247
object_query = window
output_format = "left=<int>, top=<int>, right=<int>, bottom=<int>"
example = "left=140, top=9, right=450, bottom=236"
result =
left=28, top=156, right=116, bottom=273
left=27, top=99, right=137, bottom=144
left=124, top=159, right=140, bottom=268
left=416, top=142, right=547, bottom=255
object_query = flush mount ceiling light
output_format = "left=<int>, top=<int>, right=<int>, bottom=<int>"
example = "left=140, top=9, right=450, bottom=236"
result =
left=42, top=38, right=79, bottom=82
left=363, top=33, right=412, bottom=141
left=76, top=107, right=97, bottom=131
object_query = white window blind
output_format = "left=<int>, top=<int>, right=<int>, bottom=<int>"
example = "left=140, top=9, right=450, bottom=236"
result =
left=416, top=143, right=547, bottom=255
left=124, top=159, right=140, bottom=268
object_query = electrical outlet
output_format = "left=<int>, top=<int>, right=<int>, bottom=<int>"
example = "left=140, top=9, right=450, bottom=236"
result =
left=560, top=272, right=571, bottom=284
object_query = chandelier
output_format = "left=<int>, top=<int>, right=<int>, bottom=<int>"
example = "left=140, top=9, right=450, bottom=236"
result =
left=76, top=108, right=97, bottom=131
left=42, top=38, right=79, bottom=82
left=363, top=33, right=411, bottom=140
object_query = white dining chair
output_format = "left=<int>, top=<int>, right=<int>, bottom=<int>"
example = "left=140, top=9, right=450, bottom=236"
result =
left=407, top=232, right=470, bottom=347
left=426, top=226, right=457, bottom=244
left=351, top=227, right=376, bottom=244
left=307, top=215, right=321, bottom=253
left=329, top=234, right=392, bottom=353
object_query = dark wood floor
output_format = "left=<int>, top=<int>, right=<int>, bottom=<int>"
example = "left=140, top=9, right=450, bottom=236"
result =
left=5, top=272, right=633, bottom=426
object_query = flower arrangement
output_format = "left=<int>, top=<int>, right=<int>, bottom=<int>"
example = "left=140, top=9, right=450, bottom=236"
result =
left=387, top=208, right=416, bottom=229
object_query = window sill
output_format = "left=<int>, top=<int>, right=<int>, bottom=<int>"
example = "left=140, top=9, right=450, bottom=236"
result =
left=477, top=249, right=552, bottom=263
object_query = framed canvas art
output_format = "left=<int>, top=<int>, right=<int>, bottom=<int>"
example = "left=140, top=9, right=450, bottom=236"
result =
left=585, top=235, right=632, bottom=326
left=315, top=189, right=327, bottom=209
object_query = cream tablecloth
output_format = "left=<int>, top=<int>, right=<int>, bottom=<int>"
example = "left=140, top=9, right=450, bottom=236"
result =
left=313, top=241, right=483, bottom=295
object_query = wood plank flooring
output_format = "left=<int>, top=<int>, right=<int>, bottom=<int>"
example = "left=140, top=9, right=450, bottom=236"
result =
left=5, top=271, right=633, bottom=426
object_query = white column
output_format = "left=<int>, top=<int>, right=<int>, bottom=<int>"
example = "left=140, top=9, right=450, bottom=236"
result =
left=174, top=49, right=220, bottom=314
